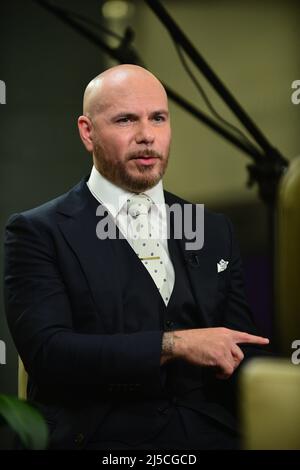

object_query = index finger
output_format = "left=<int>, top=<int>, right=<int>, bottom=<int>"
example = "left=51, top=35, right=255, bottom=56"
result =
left=232, top=331, right=270, bottom=345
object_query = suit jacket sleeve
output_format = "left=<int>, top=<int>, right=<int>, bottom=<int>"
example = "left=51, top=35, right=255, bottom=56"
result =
left=4, top=213, right=164, bottom=388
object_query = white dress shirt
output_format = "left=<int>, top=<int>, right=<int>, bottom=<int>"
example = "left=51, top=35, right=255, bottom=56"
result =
left=87, top=166, right=175, bottom=298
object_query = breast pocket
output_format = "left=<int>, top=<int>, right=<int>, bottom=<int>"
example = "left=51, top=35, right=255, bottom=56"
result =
left=217, top=269, right=229, bottom=292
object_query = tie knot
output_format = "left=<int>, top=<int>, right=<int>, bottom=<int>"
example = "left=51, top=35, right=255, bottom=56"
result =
left=127, top=194, right=152, bottom=218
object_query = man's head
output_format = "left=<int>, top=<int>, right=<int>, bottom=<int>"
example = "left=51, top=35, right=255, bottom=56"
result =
left=78, top=64, right=171, bottom=192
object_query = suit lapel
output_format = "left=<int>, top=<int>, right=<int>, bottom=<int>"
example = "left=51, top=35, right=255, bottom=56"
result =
left=56, top=179, right=122, bottom=326
left=165, top=191, right=217, bottom=327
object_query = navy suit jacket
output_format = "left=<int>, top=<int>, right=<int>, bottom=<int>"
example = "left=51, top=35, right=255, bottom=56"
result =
left=4, top=177, right=265, bottom=449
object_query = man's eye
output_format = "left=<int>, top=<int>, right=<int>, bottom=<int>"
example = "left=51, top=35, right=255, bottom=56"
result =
left=153, top=115, right=165, bottom=122
left=116, top=117, right=130, bottom=123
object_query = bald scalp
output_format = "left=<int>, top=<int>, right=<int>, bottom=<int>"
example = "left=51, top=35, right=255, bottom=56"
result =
left=82, top=64, right=167, bottom=118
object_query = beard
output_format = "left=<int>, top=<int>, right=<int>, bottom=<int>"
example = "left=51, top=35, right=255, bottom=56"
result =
left=93, top=145, right=169, bottom=192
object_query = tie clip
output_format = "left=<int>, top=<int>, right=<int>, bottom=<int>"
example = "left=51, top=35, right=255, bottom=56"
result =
left=139, top=256, right=160, bottom=260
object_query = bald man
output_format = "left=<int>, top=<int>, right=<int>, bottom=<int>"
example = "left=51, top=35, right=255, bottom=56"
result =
left=4, top=64, right=269, bottom=450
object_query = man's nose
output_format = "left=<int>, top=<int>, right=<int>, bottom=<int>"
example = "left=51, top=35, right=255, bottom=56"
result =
left=135, top=122, right=155, bottom=145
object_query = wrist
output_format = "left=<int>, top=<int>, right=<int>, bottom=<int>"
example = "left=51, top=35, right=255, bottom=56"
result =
left=161, top=330, right=186, bottom=364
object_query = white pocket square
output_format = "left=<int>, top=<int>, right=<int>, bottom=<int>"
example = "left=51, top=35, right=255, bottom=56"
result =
left=217, top=259, right=229, bottom=273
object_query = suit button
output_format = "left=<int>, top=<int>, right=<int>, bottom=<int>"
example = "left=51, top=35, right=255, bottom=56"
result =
left=157, top=405, right=168, bottom=415
left=74, top=433, right=85, bottom=447
left=165, top=320, right=174, bottom=329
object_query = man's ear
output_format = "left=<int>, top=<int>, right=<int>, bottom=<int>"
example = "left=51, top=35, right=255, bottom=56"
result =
left=78, top=115, right=94, bottom=152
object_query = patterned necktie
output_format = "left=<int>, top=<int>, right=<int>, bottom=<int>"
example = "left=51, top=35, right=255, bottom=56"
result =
left=127, top=194, right=171, bottom=306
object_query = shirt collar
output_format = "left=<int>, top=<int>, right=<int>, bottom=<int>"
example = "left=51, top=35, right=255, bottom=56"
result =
left=87, top=165, right=165, bottom=219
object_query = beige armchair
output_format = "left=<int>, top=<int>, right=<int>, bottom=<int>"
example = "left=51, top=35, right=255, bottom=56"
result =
left=18, top=357, right=28, bottom=400
left=240, top=357, right=300, bottom=449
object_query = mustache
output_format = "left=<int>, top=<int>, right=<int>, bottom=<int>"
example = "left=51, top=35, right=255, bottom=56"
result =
left=127, top=149, right=163, bottom=160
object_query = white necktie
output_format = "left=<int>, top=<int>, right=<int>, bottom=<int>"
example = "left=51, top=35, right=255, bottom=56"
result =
left=127, top=194, right=171, bottom=306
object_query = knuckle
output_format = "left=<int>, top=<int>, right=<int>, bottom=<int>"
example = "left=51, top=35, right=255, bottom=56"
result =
left=214, top=351, right=222, bottom=363
left=217, top=352, right=227, bottom=365
left=208, top=358, right=217, bottom=367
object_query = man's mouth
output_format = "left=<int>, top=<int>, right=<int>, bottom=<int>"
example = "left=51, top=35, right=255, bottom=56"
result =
left=131, top=154, right=160, bottom=166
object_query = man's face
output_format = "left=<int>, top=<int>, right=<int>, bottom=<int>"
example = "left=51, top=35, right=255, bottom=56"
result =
left=87, top=76, right=171, bottom=192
